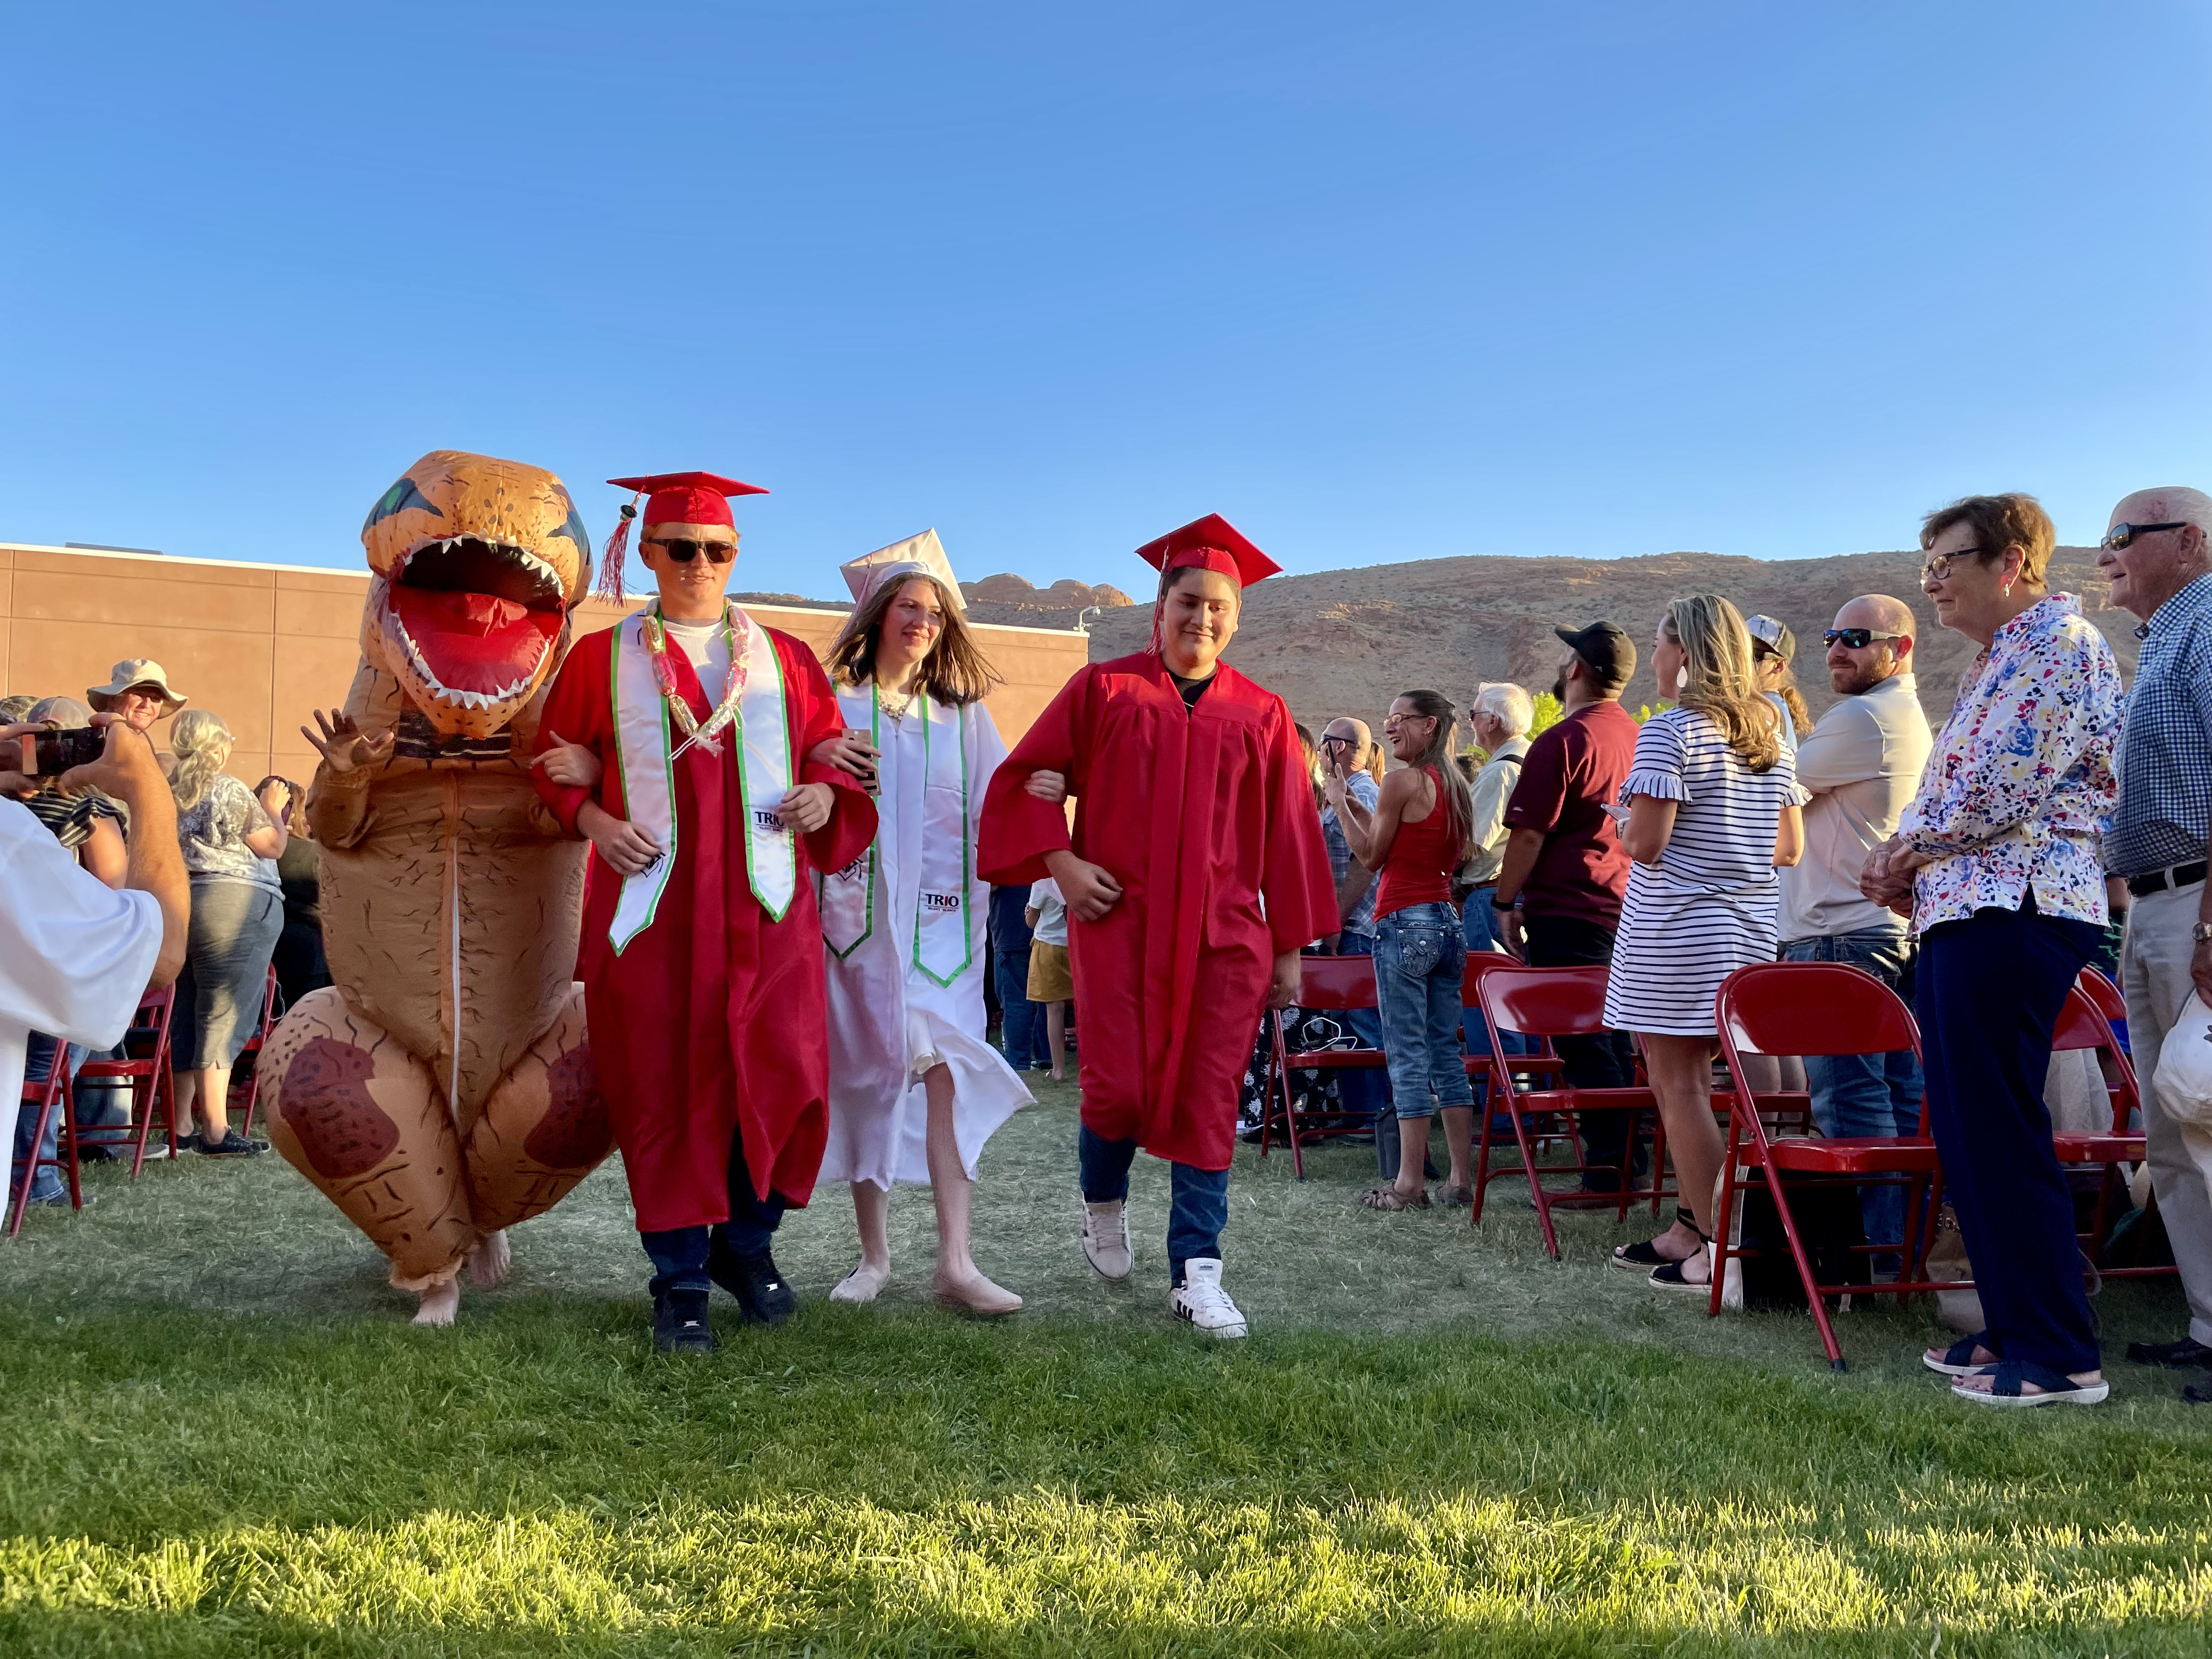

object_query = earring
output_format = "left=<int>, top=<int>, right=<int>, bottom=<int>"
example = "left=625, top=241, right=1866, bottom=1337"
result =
left=1675, top=667, right=1689, bottom=691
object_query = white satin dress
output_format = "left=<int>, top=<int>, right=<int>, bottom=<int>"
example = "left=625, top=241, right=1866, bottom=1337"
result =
left=819, top=686, right=1032, bottom=1187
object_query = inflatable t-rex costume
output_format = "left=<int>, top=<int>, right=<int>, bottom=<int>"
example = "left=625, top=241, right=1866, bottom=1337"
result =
left=260, top=450, right=614, bottom=1324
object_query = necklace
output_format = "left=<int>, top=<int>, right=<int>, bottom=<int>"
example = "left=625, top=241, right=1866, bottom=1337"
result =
left=642, top=602, right=751, bottom=758
left=876, top=679, right=916, bottom=723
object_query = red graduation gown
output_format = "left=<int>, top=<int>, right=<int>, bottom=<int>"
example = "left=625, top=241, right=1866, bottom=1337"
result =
left=533, top=623, right=875, bottom=1229
left=978, top=652, right=1336, bottom=1171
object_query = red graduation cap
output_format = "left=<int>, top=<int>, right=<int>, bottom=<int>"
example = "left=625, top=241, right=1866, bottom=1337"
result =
left=594, top=471, right=769, bottom=602
left=1133, top=513, right=1282, bottom=586
left=606, top=471, right=769, bottom=530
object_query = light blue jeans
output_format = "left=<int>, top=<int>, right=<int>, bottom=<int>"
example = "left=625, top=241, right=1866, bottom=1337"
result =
left=1782, top=928, right=1923, bottom=1252
left=1374, top=902, right=1475, bottom=1120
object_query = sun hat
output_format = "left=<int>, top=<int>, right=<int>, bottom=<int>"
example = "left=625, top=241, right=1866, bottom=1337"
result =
left=86, top=658, right=188, bottom=715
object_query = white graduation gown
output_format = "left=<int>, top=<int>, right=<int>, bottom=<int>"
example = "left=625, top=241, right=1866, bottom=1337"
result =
left=820, top=688, right=1032, bottom=1187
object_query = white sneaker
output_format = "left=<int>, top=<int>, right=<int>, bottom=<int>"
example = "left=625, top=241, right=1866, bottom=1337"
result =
left=1169, top=1259, right=1248, bottom=1339
left=1081, top=1200, right=1133, bottom=1280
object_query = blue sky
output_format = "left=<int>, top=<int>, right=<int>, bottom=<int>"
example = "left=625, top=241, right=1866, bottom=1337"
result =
left=3, top=3, right=2207, bottom=597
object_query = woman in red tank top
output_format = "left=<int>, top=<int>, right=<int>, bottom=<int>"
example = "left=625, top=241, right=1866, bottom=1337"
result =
left=1323, top=690, right=1477, bottom=1209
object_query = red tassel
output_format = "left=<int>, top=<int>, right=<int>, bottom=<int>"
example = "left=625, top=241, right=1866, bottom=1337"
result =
left=594, top=499, right=639, bottom=605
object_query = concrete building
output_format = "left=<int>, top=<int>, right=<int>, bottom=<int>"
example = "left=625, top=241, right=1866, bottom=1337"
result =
left=1, top=542, right=1088, bottom=787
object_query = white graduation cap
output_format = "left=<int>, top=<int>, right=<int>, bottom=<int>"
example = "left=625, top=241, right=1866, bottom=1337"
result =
left=839, top=528, right=966, bottom=613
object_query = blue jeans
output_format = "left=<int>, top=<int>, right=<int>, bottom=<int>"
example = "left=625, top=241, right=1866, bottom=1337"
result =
left=1079, top=1124, right=1229, bottom=1286
left=1375, top=902, right=1475, bottom=1119
left=990, top=886, right=1044, bottom=1069
left=1459, top=886, right=1532, bottom=1063
left=1782, top=929, right=1923, bottom=1251
left=639, top=1128, right=788, bottom=1297
left=13, top=1035, right=90, bottom=1205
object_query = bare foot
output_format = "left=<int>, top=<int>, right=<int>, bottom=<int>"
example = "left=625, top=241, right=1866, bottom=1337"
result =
left=411, top=1279, right=460, bottom=1327
left=466, top=1229, right=512, bottom=1288
left=934, top=1266, right=1023, bottom=1317
left=830, top=1260, right=891, bottom=1304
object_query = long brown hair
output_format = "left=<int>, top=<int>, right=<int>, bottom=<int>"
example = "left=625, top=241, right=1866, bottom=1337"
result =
left=1664, top=595, right=1781, bottom=772
left=826, top=574, right=1001, bottom=707
left=1393, top=689, right=1475, bottom=862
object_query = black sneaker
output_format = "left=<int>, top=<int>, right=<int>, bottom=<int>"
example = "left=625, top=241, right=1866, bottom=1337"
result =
left=199, top=1132, right=267, bottom=1158
left=652, top=1289, right=718, bottom=1354
left=709, top=1246, right=797, bottom=1326
left=2127, top=1336, right=2212, bottom=1369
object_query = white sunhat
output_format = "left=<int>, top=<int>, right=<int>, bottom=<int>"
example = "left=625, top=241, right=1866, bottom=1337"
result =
left=86, top=658, right=189, bottom=714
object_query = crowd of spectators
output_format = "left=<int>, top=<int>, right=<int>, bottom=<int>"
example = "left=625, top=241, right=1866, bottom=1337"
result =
left=4, top=659, right=322, bottom=1207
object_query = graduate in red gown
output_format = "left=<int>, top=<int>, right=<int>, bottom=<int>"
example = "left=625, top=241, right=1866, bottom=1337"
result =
left=531, top=471, right=874, bottom=1353
left=978, top=514, right=1336, bottom=1339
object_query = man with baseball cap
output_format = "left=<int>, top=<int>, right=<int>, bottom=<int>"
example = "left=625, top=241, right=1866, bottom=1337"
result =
left=1487, top=621, right=1643, bottom=1201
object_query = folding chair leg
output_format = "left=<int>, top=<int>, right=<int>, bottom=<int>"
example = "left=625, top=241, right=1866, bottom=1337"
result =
left=1520, top=1107, right=1560, bottom=1259
left=8, top=1090, right=61, bottom=1237
left=1260, top=1014, right=1285, bottom=1161
left=1770, top=1168, right=1848, bottom=1369
left=1471, top=1074, right=1494, bottom=1226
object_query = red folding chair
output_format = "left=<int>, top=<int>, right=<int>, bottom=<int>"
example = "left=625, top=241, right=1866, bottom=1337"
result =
left=1713, top=962, right=1944, bottom=1369
left=2049, top=973, right=2170, bottom=1278
left=8, top=1063, right=82, bottom=1234
left=1263, top=953, right=1390, bottom=1179
left=72, top=983, right=180, bottom=1177
left=1472, top=964, right=1661, bottom=1256
left=232, top=965, right=284, bottom=1142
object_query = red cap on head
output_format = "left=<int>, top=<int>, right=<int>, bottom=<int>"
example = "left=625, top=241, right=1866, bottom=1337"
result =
left=1133, top=513, right=1281, bottom=586
left=606, top=471, right=769, bottom=529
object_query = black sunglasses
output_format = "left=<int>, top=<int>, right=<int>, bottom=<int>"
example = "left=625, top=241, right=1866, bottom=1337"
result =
left=646, top=537, right=737, bottom=565
left=2100, top=521, right=2190, bottom=551
left=1821, top=629, right=1906, bottom=650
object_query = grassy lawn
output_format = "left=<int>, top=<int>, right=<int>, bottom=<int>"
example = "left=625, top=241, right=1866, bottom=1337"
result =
left=2, top=1075, right=2207, bottom=1656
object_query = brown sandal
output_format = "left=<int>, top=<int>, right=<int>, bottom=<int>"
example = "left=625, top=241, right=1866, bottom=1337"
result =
left=1433, top=1185, right=1474, bottom=1209
left=1359, top=1185, right=1431, bottom=1211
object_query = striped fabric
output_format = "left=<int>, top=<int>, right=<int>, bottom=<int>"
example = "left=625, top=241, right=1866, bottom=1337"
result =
left=1602, top=707, right=1801, bottom=1037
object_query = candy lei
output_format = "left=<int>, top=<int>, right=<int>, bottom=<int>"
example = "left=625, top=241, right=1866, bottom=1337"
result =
left=642, top=602, right=751, bottom=758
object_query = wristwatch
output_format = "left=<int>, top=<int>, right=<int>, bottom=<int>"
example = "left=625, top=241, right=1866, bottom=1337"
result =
left=1491, top=895, right=1519, bottom=910
left=2192, top=921, right=2212, bottom=944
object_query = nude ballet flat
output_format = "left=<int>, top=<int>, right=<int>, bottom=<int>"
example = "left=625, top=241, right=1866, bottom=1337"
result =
left=934, top=1270, right=1023, bottom=1318
left=830, top=1261, right=890, bottom=1304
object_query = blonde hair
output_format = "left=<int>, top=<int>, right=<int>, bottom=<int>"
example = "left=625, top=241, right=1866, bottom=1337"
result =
left=826, top=574, right=1001, bottom=706
left=170, top=709, right=235, bottom=810
left=1662, top=595, right=1781, bottom=772
left=1393, top=690, right=1476, bottom=861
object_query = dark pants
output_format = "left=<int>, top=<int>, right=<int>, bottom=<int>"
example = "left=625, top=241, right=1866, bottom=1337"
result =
left=1079, top=1124, right=1229, bottom=1286
left=1325, top=928, right=1397, bottom=1176
left=989, top=885, right=1043, bottom=1069
left=12, top=1034, right=89, bottom=1205
left=1918, top=901, right=2103, bottom=1376
left=640, top=1127, right=788, bottom=1297
left=1522, top=911, right=1640, bottom=1188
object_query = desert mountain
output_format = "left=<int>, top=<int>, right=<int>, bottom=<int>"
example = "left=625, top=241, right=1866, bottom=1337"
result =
left=1076, top=548, right=2132, bottom=734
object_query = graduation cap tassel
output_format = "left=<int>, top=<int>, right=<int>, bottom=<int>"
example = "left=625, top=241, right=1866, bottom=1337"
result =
left=593, top=498, right=640, bottom=606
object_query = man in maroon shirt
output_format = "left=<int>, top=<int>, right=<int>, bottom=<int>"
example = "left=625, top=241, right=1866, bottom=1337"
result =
left=1489, top=622, right=1643, bottom=1199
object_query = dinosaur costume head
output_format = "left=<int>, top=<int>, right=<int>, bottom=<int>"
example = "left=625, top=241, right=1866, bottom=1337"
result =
left=360, top=450, right=592, bottom=737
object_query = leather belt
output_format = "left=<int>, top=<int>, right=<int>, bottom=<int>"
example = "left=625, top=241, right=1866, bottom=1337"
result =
left=2126, top=861, right=2209, bottom=897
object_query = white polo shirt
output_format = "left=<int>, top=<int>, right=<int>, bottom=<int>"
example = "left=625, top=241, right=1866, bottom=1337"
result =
left=1780, top=672, right=1933, bottom=942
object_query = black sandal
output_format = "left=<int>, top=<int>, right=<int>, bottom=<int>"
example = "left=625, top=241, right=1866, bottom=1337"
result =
left=1647, top=1218, right=1713, bottom=1293
left=1611, top=1208, right=1697, bottom=1272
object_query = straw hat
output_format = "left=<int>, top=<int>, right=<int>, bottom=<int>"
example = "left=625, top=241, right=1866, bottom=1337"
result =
left=86, top=658, right=188, bottom=715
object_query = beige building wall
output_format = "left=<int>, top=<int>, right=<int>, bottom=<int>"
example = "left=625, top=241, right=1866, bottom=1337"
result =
left=1, top=543, right=1087, bottom=790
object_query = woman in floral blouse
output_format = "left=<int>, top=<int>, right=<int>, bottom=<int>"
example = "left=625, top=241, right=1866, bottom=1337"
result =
left=1863, top=492, right=2121, bottom=1408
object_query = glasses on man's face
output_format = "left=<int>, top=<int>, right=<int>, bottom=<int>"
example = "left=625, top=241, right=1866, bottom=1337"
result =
left=646, top=537, right=737, bottom=565
left=2100, top=521, right=2190, bottom=552
left=1919, top=549, right=1986, bottom=584
left=1319, top=734, right=1353, bottom=748
left=1821, top=629, right=1906, bottom=650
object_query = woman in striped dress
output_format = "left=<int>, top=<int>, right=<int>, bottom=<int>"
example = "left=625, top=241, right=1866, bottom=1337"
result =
left=1604, top=595, right=1804, bottom=1290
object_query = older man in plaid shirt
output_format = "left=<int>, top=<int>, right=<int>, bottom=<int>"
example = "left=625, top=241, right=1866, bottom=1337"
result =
left=2098, top=486, right=2212, bottom=1403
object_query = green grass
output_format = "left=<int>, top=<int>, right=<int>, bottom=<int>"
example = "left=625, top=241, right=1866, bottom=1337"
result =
left=1, top=1076, right=2207, bottom=1656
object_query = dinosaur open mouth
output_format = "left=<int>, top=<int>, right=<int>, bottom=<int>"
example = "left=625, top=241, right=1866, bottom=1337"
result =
left=386, top=537, right=567, bottom=707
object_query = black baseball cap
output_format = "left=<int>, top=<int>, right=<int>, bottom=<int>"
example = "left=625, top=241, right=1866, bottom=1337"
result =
left=1554, top=621, right=1636, bottom=689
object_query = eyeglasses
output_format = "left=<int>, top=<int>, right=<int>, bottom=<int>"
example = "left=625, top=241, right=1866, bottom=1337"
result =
left=2100, top=521, right=2190, bottom=551
left=1319, top=734, right=1355, bottom=748
left=1919, top=549, right=1987, bottom=583
left=646, top=537, right=737, bottom=565
left=1821, top=629, right=1906, bottom=650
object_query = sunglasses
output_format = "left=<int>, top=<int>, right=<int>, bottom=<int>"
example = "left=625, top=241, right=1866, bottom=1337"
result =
left=2100, top=521, right=2190, bottom=552
left=1821, top=629, right=1905, bottom=650
left=646, top=537, right=737, bottom=565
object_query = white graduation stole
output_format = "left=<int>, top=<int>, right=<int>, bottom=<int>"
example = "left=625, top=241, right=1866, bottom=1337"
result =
left=607, top=604, right=796, bottom=952
left=818, top=684, right=974, bottom=986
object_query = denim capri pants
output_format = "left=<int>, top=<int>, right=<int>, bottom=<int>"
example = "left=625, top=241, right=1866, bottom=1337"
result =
left=1374, top=901, right=1475, bottom=1119
left=173, top=877, right=283, bottom=1069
